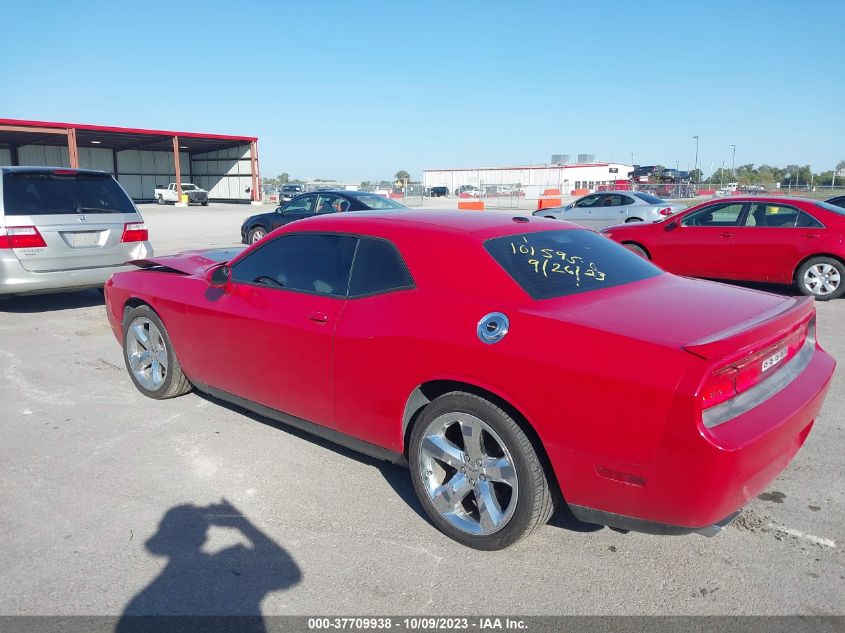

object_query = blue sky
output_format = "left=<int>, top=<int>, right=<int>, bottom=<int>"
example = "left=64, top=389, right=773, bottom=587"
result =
left=2, top=1, right=843, bottom=181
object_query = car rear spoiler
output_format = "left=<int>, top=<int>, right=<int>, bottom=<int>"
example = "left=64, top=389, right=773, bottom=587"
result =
left=683, top=296, right=815, bottom=360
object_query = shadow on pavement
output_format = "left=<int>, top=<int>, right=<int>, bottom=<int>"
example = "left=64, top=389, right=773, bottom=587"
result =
left=0, top=288, right=104, bottom=313
left=116, top=499, right=301, bottom=633
left=193, top=392, right=606, bottom=539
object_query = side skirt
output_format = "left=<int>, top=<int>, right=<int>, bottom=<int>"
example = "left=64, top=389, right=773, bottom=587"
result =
left=192, top=380, right=407, bottom=466
left=569, top=504, right=740, bottom=537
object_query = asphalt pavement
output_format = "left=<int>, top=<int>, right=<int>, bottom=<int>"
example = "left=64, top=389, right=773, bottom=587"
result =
left=0, top=203, right=842, bottom=616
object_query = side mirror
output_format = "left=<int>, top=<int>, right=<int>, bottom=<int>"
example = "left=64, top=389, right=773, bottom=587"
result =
left=207, top=264, right=231, bottom=287
left=665, top=220, right=678, bottom=232
left=275, top=207, right=283, bottom=214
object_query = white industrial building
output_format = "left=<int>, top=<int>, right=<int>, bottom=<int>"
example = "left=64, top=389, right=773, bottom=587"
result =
left=423, top=162, right=634, bottom=198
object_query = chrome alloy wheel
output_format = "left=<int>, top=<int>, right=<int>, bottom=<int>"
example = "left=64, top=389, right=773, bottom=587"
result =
left=418, top=412, right=518, bottom=535
left=250, top=228, right=266, bottom=244
left=126, top=317, right=168, bottom=391
left=803, top=263, right=841, bottom=296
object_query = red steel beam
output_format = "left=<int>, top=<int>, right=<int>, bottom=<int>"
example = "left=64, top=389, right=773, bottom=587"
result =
left=67, top=128, right=79, bottom=168
left=172, top=136, right=182, bottom=202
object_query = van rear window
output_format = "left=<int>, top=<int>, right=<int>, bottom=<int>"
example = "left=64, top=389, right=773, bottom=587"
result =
left=485, top=230, right=661, bottom=300
left=2, top=171, right=136, bottom=216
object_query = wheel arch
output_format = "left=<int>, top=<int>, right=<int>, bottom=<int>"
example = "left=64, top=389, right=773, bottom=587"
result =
left=621, top=240, right=652, bottom=259
left=793, top=252, right=845, bottom=283
left=401, top=379, right=562, bottom=494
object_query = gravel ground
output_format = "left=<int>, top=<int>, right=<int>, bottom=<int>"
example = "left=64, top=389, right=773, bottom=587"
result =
left=0, top=203, right=842, bottom=616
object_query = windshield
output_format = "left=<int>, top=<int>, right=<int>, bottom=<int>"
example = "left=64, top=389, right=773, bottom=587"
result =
left=815, top=201, right=845, bottom=216
left=282, top=185, right=302, bottom=192
left=633, top=192, right=666, bottom=204
left=2, top=171, right=137, bottom=215
left=181, top=184, right=198, bottom=191
left=354, top=194, right=405, bottom=209
left=485, top=230, right=661, bottom=300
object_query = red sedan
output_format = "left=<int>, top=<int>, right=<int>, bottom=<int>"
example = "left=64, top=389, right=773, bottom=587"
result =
left=104, top=211, right=834, bottom=550
left=601, top=197, right=845, bottom=300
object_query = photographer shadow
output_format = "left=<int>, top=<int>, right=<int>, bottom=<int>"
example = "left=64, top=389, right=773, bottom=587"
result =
left=117, top=499, right=301, bottom=633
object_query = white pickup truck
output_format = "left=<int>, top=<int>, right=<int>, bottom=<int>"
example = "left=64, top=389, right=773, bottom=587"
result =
left=154, top=183, right=209, bottom=205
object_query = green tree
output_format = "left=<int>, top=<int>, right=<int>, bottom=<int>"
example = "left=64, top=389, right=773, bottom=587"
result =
left=394, top=170, right=411, bottom=184
left=277, top=172, right=290, bottom=184
left=836, top=160, right=845, bottom=172
left=689, top=168, right=703, bottom=183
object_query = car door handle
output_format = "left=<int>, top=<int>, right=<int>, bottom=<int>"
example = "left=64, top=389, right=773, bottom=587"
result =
left=800, top=234, right=820, bottom=239
left=718, top=232, right=735, bottom=238
left=307, top=311, right=330, bottom=323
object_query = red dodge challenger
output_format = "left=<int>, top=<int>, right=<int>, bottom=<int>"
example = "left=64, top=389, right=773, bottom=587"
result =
left=104, top=210, right=835, bottom=550
left=601, top=197, right=845, bottom=300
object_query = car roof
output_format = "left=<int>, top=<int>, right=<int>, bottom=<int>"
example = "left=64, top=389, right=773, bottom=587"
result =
left=284, top=209, right=581, bottom=239
left=0, top=166, right=110, bottom=175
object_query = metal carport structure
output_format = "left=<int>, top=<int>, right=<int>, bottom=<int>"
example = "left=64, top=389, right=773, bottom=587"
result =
left=0, top=118, right=260, bottom=204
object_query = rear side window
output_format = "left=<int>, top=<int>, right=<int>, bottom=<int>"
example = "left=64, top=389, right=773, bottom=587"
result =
left=349, top=238, right=413, bottom=297
left=2, top=171, right=136, bottom=215
left=633, top=192, right=665, bottom=204
left=485, top=230, right=661, bottom=300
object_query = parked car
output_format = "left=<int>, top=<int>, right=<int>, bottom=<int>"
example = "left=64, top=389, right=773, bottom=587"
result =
left=825, top=194, right=845, bottom=209
left=456, top=185, right=483, bottom=197
left=601, top=197, right=845, bottom=300
left=629, top=165, right=658, bottom=183
left=279, top=184, right=305, bottom=202
left=0, top=167, right=152, bottom=297
left=104, top=210, right=833, bottom=550
left=429, top=186, right=449, bottom=197
left=154, top=183, right=208, bottom=205
left=240, top=190, right=405, bottom=244
left=533, top=191, right=685, bottom=228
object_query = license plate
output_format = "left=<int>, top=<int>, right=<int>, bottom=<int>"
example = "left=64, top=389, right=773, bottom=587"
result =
left=762, top=347, right=787, bottom=372
left=65, top=231, right=101, bottom=247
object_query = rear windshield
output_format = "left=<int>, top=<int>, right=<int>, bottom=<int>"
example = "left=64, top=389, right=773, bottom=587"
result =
left=485, top=230, right=661, bottom=300
left=353, top=194, right=405, bottom=209
left=633, top=192, right=666, bottom=204
left=282, top=185, right=302, bottom=191
left=815, top=201, right=845, bottom=216
left=3, top=171, right=136, bottom=216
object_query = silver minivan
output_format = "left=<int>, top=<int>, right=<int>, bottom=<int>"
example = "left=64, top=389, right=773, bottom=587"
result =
left=0, top=167, right=152, bottom=296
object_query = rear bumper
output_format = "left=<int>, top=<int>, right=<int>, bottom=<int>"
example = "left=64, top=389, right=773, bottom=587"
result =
left=550, top=344, right=835, bottom=532
left=0, top=245, right=152, bottom=295
left=569, top=505, right=740, bottom=537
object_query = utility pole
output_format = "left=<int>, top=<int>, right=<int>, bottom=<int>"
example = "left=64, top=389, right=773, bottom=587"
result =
left=730, top=144, right=736, bottom=179
left=630, top=152, right=634, bottom=166
left=693, top=136, right=699, bottom=182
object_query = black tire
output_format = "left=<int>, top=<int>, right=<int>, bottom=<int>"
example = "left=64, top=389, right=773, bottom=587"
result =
left=795, top=256, right=845, bottom=301
left=122, top=305, right=192, bottom=399
left=201, top=201, right=209, bottom=206
left=623, top=242, right=650, bottom=259
left=408, top=391, right=558, bottom=550
left=156, top=195, right=165, bottom=205
left=248, top=226, right=267, bottom=244
left=624, top=217, right=643, bottom=223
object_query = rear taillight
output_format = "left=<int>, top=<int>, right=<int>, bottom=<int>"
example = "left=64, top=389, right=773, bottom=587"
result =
left=701, top=319, right=812, bottom=410
left=659, top=207, right=673, bottom=216
left=121, top=222, right=148, bottom=243
left=0, top=226, right=47, bottom=249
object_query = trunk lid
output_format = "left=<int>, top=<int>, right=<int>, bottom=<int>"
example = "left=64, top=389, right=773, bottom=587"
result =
left=526, top=274, right=808, bottom=356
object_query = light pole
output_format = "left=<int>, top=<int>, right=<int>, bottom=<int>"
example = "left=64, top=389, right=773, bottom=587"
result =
left=730, top=144, right=736, bottom=180
left=693, top=136, right=699, bottom=182
left=630, top=152, right=634, bottom=166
